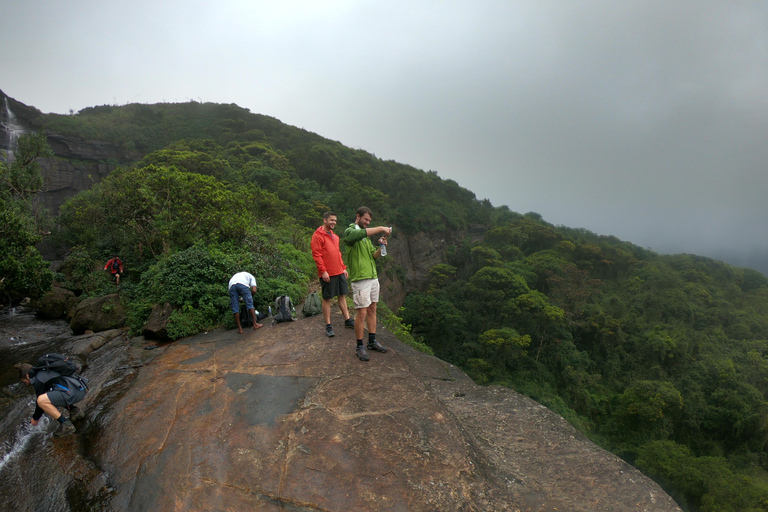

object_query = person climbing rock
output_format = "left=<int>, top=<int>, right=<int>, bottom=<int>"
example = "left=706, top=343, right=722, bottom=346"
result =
left=17, top=356, right=88, bottom=437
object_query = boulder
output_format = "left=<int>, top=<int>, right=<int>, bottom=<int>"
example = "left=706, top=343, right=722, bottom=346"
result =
left=142, top=303, right=174, bottom=341
left=32, top=285, right=75, bottom=319
left=91, top=314, right=682, bottom=512
left=65, top=295, right=80, bottom=321
left=69, top=294, right=126, bottom=334
left=72, top=328, right=125, bottom=356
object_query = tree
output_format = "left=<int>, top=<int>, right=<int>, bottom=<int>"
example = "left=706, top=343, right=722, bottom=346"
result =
left=0, top=131, right=54, bottom=301
left=1, top=130, right=52, bottom=202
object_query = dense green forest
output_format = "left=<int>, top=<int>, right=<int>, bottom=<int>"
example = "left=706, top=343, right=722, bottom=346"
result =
left=4, top=100, right=768, bottom=511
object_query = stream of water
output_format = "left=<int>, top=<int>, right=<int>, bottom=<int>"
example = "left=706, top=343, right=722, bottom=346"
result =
left=0, top=306, right=130, bottom=511
left=1, top=98, right=25, bottom=161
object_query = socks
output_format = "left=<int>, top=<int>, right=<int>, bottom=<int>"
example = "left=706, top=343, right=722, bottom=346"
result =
left=368, top=333, right=376, bottom=343
left=357, top=340, right=363, bottom=347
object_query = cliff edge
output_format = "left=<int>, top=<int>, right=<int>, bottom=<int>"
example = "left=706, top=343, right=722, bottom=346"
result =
left=85, top=313, right=681, bottom=511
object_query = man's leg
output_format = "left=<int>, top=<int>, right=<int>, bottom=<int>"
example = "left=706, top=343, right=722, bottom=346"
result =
left=355, top=306, right=367, bottom=340
left=234, top=313, right=244, bottom=334
left=322, top=298, right=335, bottom=337
left=366, top=301, right=377, bottom=335
left=322, top=298, right=332, bottom=325
left=366, top=301, right=387, bottom=353
left=39, top=393, right=76, bottom=436
left=37, top=393, right=61, bottom=420
left=116, top=273, right=121, bottom=285
left=338, top=294, right=352, bottom=322
left=229, top=285, right=243, bottom=333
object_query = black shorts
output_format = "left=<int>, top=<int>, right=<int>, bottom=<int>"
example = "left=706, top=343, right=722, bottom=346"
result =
left=47, top=381, right=87, bottom=408
left=321, top=274, right=349, bottom=300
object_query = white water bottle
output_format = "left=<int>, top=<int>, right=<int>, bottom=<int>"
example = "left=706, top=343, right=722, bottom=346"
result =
left=380, top=243, right=387, bottom=256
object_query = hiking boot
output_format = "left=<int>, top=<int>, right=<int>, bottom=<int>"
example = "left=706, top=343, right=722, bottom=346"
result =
left=54, top=419, right=76, bottom=437
left=367, top=339, right=388, bottom=353
left=326, top=325, right=335, bottom=337
left=344, top=318, right=355, bottom=328
left=68, top=406, right=85, bottom=422
left=356, top=345, right=370, bottom=362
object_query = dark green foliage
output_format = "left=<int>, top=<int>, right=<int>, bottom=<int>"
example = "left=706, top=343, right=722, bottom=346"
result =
left=56, top=246, right=114, bottom=297
left=0, top=207, right=52, bottom=300
left=40, top=99, right=768, bottom=511
left=0, top=132, right=54, bottom=301
left=126, top=242, right=312, bottom=340
left=397, top=213, right=768, bottom=511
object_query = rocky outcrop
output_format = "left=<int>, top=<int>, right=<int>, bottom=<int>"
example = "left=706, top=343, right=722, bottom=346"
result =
left=69, top=293, right=126, bottom=334
left=379, top=226, right=485, bottom=310
left=142, top=303, right=174, bottom=340
left=31, top=284, right=76, bottom=319
left=86, top=313, right=681, bottom=512
left=71, top=328, right=126, bottom=356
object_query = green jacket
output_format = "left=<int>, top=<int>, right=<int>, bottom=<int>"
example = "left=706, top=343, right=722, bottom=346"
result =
left=343, top=222, right=378, bottom=282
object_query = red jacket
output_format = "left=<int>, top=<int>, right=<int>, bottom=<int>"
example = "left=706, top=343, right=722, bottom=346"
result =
left=311, top=226, right=346, bottom=277
left=105, top=258, right=123, bottom=274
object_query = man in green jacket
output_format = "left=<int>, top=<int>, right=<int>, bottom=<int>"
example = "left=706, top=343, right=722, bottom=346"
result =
left=343, top=206, right=392, bottom=361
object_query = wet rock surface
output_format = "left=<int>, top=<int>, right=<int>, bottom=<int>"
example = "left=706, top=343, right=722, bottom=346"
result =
left=86, top=314, right=681, bottom=512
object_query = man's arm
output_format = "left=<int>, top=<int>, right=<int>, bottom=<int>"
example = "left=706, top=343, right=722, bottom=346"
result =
left=343, top=225, right=367, bottom=246
left=343, top=225, right=391, bottom=245
left=310, top=233, right=327, bottom=275
left=367, top=226, right=391, bottom=237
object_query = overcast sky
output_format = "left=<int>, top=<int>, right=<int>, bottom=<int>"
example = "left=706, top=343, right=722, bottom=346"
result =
left=3, top=1, right=768, bottom=273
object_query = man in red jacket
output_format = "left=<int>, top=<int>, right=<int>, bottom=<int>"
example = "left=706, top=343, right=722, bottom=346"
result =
left=311, top=212, right=354, bottom=337
left=104, top=255, right=124, bottom=285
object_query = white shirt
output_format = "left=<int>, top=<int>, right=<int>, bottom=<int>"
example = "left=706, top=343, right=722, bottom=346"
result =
left=228, top=272, right=257, bottom=289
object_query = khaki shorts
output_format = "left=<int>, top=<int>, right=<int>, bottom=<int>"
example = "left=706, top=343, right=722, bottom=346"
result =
left=351, top=278, right=380, bottom=309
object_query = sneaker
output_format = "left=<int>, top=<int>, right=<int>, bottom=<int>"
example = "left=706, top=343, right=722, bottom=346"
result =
left=367, top=339, right=388, bottom=353
left=54, top=419, right=76, bottom=437
left=344, top=318, right=355, bottom=328
left=68, top=406, right=85, bottom=422
left=326, top=325, right=335, bottom=338
left=356, top=345, right=370, bottom=361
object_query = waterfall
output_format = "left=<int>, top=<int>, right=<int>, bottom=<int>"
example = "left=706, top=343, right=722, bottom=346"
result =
left=1, top=97, right=25, bottom=163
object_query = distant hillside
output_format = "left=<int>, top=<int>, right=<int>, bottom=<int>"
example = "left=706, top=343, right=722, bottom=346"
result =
left=4, top=90, right=768, bottom=510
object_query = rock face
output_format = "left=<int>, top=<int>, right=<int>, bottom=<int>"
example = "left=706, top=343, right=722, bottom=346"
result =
left=1, top=91, right=137, bottom=260
left=31, top=284, right=76, bottom=319
left=90, top=314, right=681, bottom=512
left=379, top=227, right=480, bottom=310
left=142, top=302, right=174, bottom=340
left=69, top=293, right=126, bottom=334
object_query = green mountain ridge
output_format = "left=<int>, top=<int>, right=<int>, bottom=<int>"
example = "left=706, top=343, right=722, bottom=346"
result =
left=4, top=93, right=768, bottom=511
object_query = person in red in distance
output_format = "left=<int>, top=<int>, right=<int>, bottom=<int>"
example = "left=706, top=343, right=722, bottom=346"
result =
left=104, top=255, right=124, bottom=285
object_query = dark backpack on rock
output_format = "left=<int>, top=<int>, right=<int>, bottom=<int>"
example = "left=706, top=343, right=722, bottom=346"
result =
left=273, top=296, right=295, bottom=323
left=302, top=292, right=322, bottom=317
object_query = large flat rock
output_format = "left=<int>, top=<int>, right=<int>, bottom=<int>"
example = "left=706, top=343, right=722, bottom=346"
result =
left=94, top=314, right=681, bottom=512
